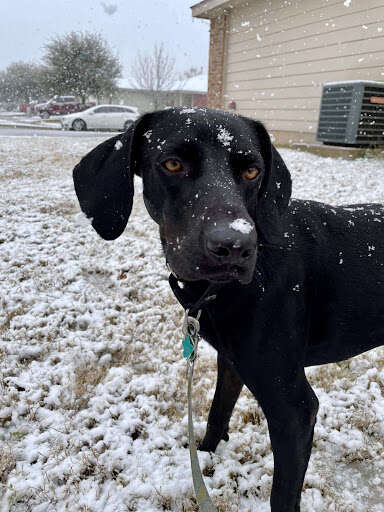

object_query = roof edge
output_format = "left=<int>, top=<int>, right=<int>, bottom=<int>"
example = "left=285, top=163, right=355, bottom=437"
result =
left=191, top=0, right=235, bottom=19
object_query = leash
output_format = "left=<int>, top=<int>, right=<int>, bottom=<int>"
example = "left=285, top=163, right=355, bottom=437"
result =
left=168, top=271, right=220, bottom=509
left=182, top=308, right=217, bottom=512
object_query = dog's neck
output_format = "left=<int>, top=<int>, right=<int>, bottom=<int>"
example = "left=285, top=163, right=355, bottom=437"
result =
left=168, top=274, right=220, bottom=315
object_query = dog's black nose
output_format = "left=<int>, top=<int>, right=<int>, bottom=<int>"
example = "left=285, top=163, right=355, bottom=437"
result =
left=205, top=226, right=256, bottom=265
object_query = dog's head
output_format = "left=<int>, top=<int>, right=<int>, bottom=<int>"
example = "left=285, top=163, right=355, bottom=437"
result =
left=73, top=108, right=291, bottom=284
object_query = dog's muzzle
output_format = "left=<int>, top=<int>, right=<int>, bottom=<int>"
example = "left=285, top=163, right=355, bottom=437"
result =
left=203, top=223, right=257, bottom=284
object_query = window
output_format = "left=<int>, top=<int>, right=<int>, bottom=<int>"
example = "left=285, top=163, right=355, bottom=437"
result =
left=93, top=106, right=113, bottom=113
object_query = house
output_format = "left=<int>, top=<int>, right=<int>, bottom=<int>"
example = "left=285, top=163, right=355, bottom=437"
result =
left=105, top=76, right=207, bottom=113
left=191, top=0, right=384, bottom=145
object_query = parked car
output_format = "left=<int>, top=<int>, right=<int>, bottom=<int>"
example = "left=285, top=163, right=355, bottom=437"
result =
left=35, top=96, right=95, bottom=119
left=19, top=100, right=43, bottom=115
left=60, top=104, right=140, bottom=132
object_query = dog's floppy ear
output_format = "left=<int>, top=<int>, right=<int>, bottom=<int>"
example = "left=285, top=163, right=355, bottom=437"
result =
left=251, top=121, right=292, bottom=244
left=73, top=123, right=137, bottom=240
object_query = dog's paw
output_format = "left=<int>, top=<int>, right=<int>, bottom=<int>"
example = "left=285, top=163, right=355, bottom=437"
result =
left=198, top=429, right=229, bottom=452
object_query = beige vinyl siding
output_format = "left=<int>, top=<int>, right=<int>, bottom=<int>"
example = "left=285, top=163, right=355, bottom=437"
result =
left=223, top=0, right=384, bottom=142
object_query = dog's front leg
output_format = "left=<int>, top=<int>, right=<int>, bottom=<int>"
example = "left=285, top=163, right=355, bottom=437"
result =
left=199, top=353, right=243, bottom=452
left=267, top=379, right=318, bottom=512
left=237, top=357, right=319, bottom=512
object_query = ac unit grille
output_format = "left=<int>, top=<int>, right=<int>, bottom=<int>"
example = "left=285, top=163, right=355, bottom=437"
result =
left=317, top=85, right=354, bottom=143
left=356, top=86, right=384, bottom=144
left=317, top=82, right=384, bottom=146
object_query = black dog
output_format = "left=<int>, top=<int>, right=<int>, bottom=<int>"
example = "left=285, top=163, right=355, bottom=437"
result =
left=73, top=108, right=384, bottom=511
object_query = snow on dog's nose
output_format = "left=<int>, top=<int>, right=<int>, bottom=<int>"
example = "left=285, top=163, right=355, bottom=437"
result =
left=204, top=217, right=257, bottom=283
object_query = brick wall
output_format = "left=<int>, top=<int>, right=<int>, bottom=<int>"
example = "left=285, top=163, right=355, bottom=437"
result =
left=207, top=14, right=228, bottom=109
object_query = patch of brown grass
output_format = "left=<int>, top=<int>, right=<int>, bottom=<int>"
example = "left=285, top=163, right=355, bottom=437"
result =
left=0, top=444, right=16, bottom=484
left=71, top=361, right=109, bottom=410
left=0, top=307, right=23, bottom=335
left=306, top=360, right=353, bottom=392
left=39, top=200, right=77, bottom=216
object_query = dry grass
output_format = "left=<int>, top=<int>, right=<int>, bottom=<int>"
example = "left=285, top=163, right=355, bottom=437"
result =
left=39, top=200, right=77, bottom=216
left=0, top=444, right=16, bottom=484
left=0, top=307, right=24, bottom=335
left=71, top=361, right=109, bottom=410
left=306, top=359, right=353, bottom=392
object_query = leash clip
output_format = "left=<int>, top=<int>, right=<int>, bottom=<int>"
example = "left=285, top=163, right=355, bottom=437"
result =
left=182, top=309, right=201, bottom=362
left=183, top=308, right=201, bottom=337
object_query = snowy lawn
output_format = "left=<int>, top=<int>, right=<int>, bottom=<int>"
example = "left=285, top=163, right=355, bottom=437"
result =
left=1, top=135, right=384, bottom=512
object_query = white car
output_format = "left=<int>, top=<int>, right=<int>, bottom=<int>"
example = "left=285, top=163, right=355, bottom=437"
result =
left=60, top=104, right=140, bottom=131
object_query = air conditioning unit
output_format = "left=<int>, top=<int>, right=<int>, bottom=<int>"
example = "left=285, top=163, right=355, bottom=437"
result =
left=317, top=81, right=384, bottom=146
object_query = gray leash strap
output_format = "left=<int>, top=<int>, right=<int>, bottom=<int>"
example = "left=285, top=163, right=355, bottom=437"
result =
left=183, top=310, right=217, bottom=512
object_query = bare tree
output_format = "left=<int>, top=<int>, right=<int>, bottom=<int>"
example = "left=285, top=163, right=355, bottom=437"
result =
left=130, top=43, right=177, bottom=109
left=181, top=66, right=204, bottom=80
left=177, top=66, right=204, bottom=90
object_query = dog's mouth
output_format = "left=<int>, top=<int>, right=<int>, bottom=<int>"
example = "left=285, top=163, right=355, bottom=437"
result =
left=163, top=238, right=257, bottom=285
left=166, top=256, right=255, bottom=285
left=171, top=260, right=255, bottom=285
left=206, top=264, right=254, bottom=285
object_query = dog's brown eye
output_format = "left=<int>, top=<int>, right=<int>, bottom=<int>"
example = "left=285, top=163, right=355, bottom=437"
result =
left=243, top=167, right=259, bottom=180
left=163, top=159, right=183, bottom=172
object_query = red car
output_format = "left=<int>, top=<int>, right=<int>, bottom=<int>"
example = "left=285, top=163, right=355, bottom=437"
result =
left=35, top=96, right=95, bottom=119
left=19, top=100, right=42, bottom=114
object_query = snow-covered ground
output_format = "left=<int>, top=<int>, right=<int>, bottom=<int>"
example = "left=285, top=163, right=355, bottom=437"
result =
left=0, top=135, right=384, bottom=512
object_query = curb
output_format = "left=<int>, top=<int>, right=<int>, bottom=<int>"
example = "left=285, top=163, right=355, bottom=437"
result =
left=0, top=122, right=61, bottom=131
